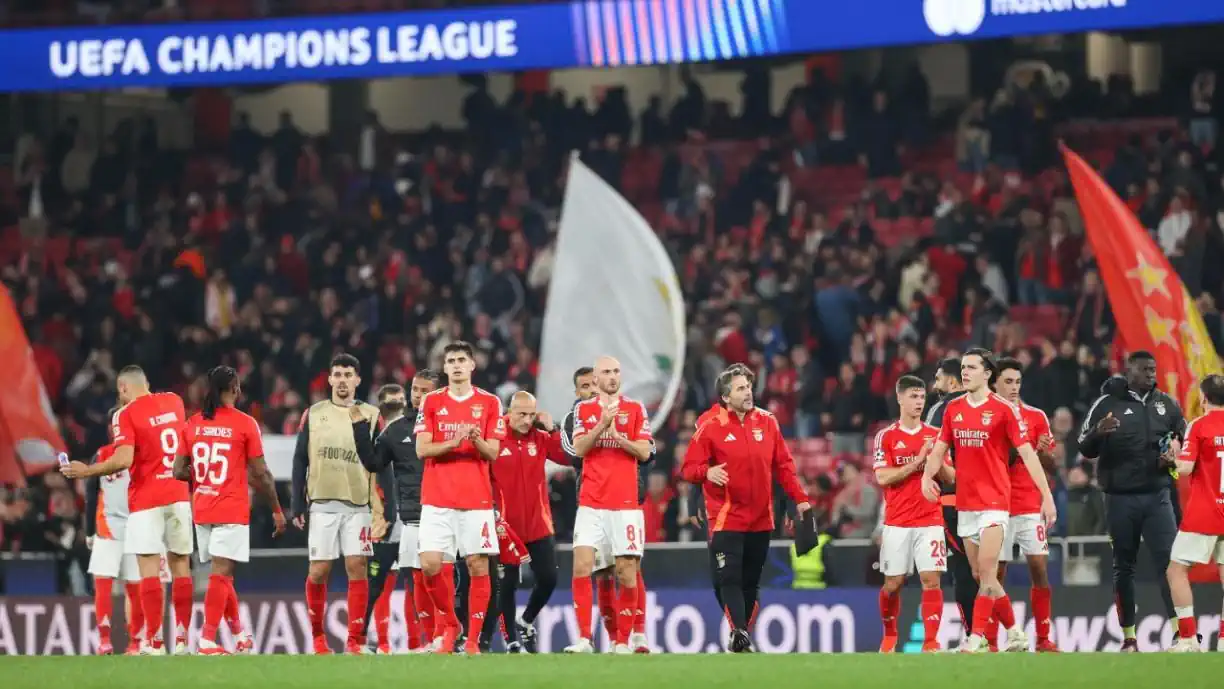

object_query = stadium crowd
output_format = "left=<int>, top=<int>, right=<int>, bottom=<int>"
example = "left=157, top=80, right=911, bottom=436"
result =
left=3, top=49, right=1224, bottom=592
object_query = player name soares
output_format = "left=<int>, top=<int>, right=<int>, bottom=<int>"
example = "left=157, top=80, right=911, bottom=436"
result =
left=319, top=446, right=360, bottom=464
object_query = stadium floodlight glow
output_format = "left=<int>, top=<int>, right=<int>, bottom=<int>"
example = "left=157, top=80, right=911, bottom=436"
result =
left=0, top=0, right=1219, bottom=92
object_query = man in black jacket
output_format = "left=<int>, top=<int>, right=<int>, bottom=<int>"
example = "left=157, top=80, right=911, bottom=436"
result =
left=923, top=357, right=979, bottom=647
left=1078, top=351, right=1185, bottom=652
left=362, top=371, right=441, bottom=653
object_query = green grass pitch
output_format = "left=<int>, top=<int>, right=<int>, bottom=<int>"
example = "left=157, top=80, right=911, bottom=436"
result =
left=7, top=654, right=1224, bottom=689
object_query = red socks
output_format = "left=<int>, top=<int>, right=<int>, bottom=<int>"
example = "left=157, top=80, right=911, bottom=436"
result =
left=1031, top=586, right=1052, bottom=643
left=171, top=577, right=193, bottom=641
left=921, top=589, right=943, bottom=642
left=440, top=563, right=457, bottom=628
left=202, top=574, right=229, bottom=641
left=94, top=577, right=114, bottom=646
left=596, top=577, right=616, bottom=640
left=140, top=576, right=165, bottom=644
left=993, top=594, right=1016, bottom=629
left=1177, top=614, right=1197, bottom=640
left=425, top=570, right=458, bottom=631
left=400, top=575, right=422, bottom=650
left=615, top=583, right=637, bottom=645
left=879, top=589, right=900, bottom=636
left=573, top=577, right=594, bottom=640
left=633, top=571, right=646, bottom=634
left=306, top=580, right=327, bottom=638
left=224, top=578, right=243, bottom=634
left=413, top=570, right=435, bottom=641
left=467, top=574, right=491, bottom=648
left=347, top=579, right=369, bottom=645
left=971, top=594, right=994, bottom=637
left=374, top=573, right=395, bottom=647
left=125, top=582, right=144, bottom=646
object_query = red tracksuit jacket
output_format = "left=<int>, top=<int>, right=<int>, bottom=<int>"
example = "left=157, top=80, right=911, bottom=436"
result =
left=492, top=422, right=568, bottom=544
left=681, top=407, right=807, bottom=533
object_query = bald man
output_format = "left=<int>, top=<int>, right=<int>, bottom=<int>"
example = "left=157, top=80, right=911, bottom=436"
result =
left=566, top=356, right=654, bottom=654
left=464, top=390, right=568, bottom=652
left=62, top=365, right=194, bottom=655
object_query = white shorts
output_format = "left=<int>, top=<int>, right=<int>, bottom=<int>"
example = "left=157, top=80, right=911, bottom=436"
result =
left=395, top=523, right=454, bottom=569
left=308, top=511, right=373, bottom=561
left=88, top=538, right=141, bottom=581
left=1001, top=513, right=1049, bottom=562
left=418, top=506, right=497, bottom=558
left=388, top=519, right=403, bottom=544
left=1171, top=531, right=1224, bottom=565
left=125, top=502, right=194, bottom=556
left=957, top=509, right=1010, bottom=545
left=573, top=507, right=645, bottom=559
left=880, top=525, right=947, bottom=577
left=196, top=524, right=251, bottom=564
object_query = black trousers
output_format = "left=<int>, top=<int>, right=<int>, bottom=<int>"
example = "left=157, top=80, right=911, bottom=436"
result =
left=1106, top=489, right=1178, bottom=627
left=942, top=505, right=978, bottom=630
left=498, top=537, right=560, bottom=645
left=710, top=530, right=770, bottom=631
left=364, top=541, right=401, bottom=634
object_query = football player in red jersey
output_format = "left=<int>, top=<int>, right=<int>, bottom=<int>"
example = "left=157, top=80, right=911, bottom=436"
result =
left=1167, top=374, right=1224, bottom=652
left=173, top=366, right=286, bottom=655
left=873, top=375, right=951, bottom=653
left=566, top=356, right=654, bottom=654
left=415, top=341, right=506, bottom=655
left=919, top=348, right=1056, bottom=653
left=992, top=358, right=1060, bottom=652
left=63, top=365, right=193, bottom=655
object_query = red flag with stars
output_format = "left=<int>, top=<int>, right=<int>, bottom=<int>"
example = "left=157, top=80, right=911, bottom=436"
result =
left=1063, top=144, right=1222, bottom=581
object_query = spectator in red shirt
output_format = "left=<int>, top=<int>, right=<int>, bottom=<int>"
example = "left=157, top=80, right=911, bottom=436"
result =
left=642, top=471, right=673, bottom=543
left=765, top=353, right=799, bottom=435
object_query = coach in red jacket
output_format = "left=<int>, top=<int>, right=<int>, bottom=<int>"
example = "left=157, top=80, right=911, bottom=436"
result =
left=682, top=365, right=810, bottom=653
left=492, top=390, right=569, bottom=651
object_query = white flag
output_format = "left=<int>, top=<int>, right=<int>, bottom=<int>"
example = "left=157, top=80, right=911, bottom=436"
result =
left=538, top=155, right=686, bottom=427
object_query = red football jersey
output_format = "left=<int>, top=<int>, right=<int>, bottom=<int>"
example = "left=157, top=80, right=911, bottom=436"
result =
left=186, top=406, right=264, bottom=525
left=873, top=422, right=942, bottom=528
left=1008, top=404, right=1054, bottom=516
left=1178, top=409, right=1224, bottom=535
left=938, top=392, right=1028, bottom=512
left=573, top=396, right=652, bottom=509
left=415, top=387, right=507, bottom=510
left=112, top=392, right=190, bottom=512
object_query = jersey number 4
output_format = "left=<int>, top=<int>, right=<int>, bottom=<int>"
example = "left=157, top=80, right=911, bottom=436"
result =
left=192, top=442, right=232, bottom=486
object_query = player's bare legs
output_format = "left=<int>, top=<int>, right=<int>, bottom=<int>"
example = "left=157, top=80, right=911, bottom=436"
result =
left=420, top=550, right=460, bottom=654
left=565, top=546, right=598, bottom=653
left=878, top=574, right=906, bottom=652
left=612, top=555, right=640, bottom=653
left=1165, top=559, right=1209, bottom=652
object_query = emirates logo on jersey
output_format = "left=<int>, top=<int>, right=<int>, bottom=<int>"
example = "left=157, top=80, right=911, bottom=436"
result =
left=981, top=412, right=993, bottom=425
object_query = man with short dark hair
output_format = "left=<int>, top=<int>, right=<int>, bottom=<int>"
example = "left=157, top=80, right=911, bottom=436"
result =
left=1078, top=350, right=1186, bottom=651
left=681, top=365, right=811, bottom=653
left=291, top=353, right=382, bottom=655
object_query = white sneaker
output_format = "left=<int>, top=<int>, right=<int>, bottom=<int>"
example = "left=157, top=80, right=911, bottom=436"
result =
left=613, top=643, right=633, bottom=655
left=563, top=638, right=596, bottom=654
left=1170, top=637, right=1203, bottom=653
left=1003, top=627, right=1028, bottom=652
left=139, top=641, right=167, bottom=656
left=629, top=632, right=649, bottom=653
left=958, top=635, right=989, bottom=654
left=173, top=639, right=190, bottom=656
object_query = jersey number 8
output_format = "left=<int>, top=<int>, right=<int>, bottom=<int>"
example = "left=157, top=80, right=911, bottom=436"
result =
left=192, top=442, right=231, bottom=486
